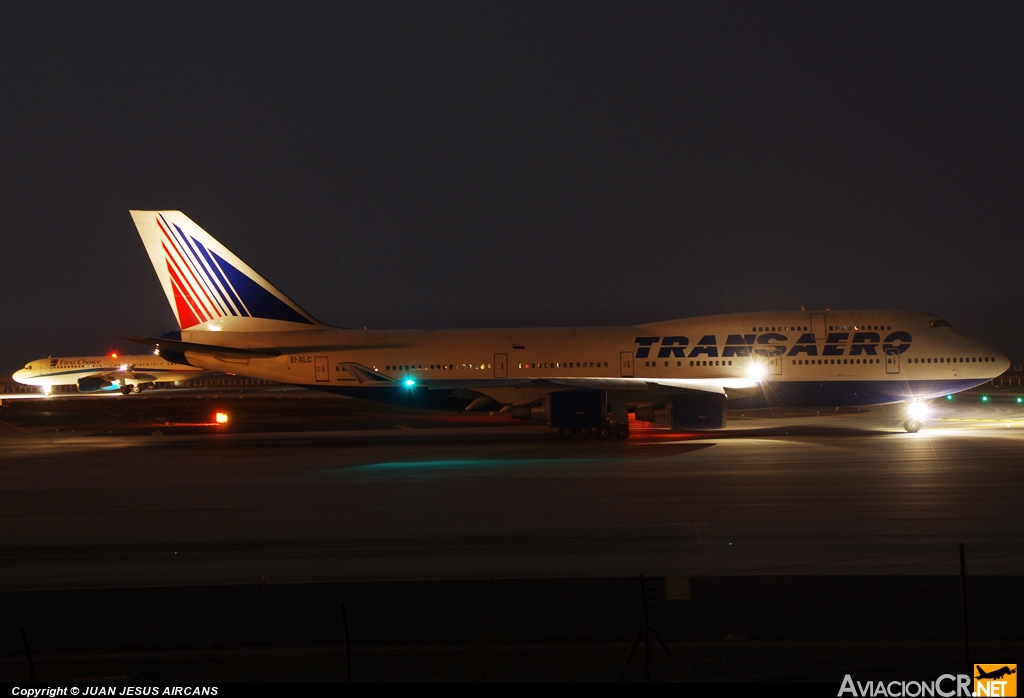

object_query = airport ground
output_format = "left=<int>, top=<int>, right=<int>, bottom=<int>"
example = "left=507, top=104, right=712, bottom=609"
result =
left=0, top=388, right=1022, bottom=682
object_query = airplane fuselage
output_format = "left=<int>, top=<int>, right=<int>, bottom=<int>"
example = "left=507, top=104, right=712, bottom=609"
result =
left=173, top=310, right=1006, bottom=410
left=13, top=354, right=206, bottom=393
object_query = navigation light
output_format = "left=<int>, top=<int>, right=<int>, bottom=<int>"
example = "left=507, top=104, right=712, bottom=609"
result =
left=982, top=395, right=990, bottom=403
left=946, top=395, right=953, bottom=401
left=1017, top=397, right=1022, bottom=404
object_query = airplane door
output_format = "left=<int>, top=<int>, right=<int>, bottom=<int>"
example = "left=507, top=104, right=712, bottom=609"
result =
left=494, top=353, right=507, bottom=378
left=886, top=349, right=900, bottom=374
left=315, top=356, right=329, bottom=382
left=620, top=352, right=634, bottom=377
left=768, top=352, right=782, bottom=375
left=811, top=313, right=826, bottom=341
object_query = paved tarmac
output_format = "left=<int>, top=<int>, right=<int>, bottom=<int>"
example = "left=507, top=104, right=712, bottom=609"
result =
left=1, top=395, right=1023, bottom=590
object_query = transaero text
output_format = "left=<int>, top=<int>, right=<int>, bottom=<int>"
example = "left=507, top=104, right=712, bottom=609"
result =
left=635, top=332, right=912, bottom=359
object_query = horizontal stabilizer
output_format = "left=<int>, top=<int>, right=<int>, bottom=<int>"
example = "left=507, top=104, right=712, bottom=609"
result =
left=125, top=336, right=282, bottom=359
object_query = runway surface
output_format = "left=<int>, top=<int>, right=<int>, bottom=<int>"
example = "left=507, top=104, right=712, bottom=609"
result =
left=1, top=393, right=1022, bottom=591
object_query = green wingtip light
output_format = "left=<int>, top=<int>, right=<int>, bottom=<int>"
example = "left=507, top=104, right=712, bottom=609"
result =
left=1017, top=397, right=1022, bottom=404
left=946, top=395, right=953, bottom=401
left=982, top=395, right=989, bottom=402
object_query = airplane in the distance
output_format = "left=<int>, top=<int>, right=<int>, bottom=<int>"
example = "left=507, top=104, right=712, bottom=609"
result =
left=13, top=352, right=206, bottom=394
left=126, top=210, right=1008, bottom=437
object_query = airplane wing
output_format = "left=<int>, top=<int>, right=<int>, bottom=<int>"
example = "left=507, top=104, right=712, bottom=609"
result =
left=412, top=377, right=727, bottom=395
left=316, top=362, right=744, bottom=399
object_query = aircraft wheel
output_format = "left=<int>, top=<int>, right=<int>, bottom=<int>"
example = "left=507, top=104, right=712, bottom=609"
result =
left=577, top=426, right=592, bottom=438
left=131, top=385, right=141, bottom=394
left=559, top=427, right=574, bottom=438
left=903, top=419, right=922, bottom=433
left=614, top=422, right=630, bottom=439
left=597, top=425, right=612, bottom=440
left=120, top=386, right=132, bottom=395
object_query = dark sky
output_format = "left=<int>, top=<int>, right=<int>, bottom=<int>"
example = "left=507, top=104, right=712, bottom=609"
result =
left=2, top=2, right=1022, bottom=372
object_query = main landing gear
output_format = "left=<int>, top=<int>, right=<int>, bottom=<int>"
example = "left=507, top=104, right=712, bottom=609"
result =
left=120, top=384, right=148, bottom=395
left=903, top=418, right=922, bottom=433
left=559, top=422, right=630, bottom=439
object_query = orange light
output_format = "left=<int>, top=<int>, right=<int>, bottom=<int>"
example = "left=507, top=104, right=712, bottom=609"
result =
left=110, top=352, right=118, bottom=359
left=215, top=412, right=228, bottom=424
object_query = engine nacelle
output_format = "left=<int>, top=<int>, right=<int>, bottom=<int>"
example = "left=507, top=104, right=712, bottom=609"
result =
left=78, top=377, right=113, bottom=393
left=510, top=389, right=608, bottom=429
left=635, top=392, right=728, bottom=430
left=510, top=402, right=546, bottom=422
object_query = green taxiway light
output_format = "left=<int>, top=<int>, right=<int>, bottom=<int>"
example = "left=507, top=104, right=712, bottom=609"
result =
left=1017, top=397, right=1023, bottom=404
left=946, top=395, right=953, bottom=401
left=982, top=396, right=990, bottom=402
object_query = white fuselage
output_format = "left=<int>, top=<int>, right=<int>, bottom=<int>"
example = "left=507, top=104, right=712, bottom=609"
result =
left=175, top=310, right=1007, bottom=407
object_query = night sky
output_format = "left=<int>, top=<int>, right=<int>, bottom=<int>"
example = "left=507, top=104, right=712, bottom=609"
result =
left=2, top=3, right=1022, bottom=372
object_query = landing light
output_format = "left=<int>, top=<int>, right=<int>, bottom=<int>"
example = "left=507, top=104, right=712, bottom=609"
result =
left=907, top=401, right=928, bottom=422
left=404, top=379, right=416, bottom=387
left=215, top=412, right=228, bottom=424
left=747, top=363, right=767, bottom=382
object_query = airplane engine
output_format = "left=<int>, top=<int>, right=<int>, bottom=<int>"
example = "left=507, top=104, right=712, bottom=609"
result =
left=77, top=377, right=113, bottom=393
left=510, top=389, right=607, bottom=429
left=635, top=392, right=727, bottom=430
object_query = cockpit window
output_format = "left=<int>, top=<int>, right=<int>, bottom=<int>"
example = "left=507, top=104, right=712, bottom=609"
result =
left=929, top=319, right=952, bottom=328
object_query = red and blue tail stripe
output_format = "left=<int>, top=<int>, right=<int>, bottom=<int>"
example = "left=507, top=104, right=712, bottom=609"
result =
left=153, top=214, right=312, bottom=328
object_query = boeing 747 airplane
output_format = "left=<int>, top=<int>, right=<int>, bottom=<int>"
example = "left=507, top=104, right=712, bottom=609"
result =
left=13, top=353, right=206, bottom=394
left=127, top=210, right=1008, bottom=437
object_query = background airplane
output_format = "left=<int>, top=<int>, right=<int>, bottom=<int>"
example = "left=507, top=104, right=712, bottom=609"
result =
left=13, top=352, right=206, bottom=395
left=127, top=210, right=1009, bottom=436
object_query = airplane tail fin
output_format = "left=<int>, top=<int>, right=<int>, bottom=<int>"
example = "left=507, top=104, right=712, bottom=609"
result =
left=130, top=211, right=323, bottom=332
